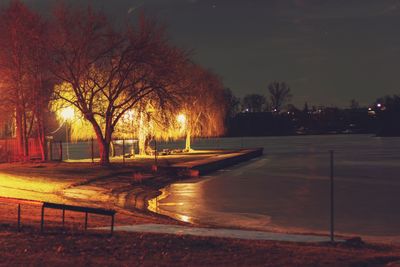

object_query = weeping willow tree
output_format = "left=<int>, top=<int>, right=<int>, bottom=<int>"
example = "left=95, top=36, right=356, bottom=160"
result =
left=124, top=64, right=228, bottom=154
left=178, top=64, right=226, bottom=151
left=114, top=92, right=184, bottom=156
left=51, top=85, right=96, bottom=141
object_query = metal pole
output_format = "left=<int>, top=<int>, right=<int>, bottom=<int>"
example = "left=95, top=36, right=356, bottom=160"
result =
left=41, top=205, right=45, bottom=233
left=66, top=122, right=70, bottom=160
left=49, top=140, right=53, bottom=161
left=59, top=141, right=63, bottom=161
left=330, top=150, right=335, bottom=243
left=84, top=212, right=88, bottom=231
left=111, top=215, right=114, bottom=235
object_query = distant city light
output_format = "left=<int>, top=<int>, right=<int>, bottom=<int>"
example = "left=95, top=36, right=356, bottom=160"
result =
left=377, top=103, right=382, bottom=108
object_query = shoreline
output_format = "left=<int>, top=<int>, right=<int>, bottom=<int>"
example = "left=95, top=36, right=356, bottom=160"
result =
left=1, top=147, right=399, bottom=244
left=0, top=149, right=264, bottom=228
left=131, top=148, right=265, bottom=224
left=148, top=183, right=400, bottom=244
left=1, top=149, right=400, bottom=265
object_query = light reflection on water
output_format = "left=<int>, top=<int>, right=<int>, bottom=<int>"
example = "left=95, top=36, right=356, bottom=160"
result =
left=149, top=135, right=400, bottom=239
left=148, top=182, right=204, bottom=225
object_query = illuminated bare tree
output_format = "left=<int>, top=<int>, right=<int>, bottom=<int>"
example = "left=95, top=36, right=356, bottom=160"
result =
left=0, top=1, right=51, bottom=160
left=50, top=7, right=187, bottom=164
left=114, top=80, right=186, bottom=156
left=179, top=64, right=226, bottom=151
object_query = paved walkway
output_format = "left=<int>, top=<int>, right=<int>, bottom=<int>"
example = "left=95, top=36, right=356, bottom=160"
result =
left=97, top=224, right=340, bottom=243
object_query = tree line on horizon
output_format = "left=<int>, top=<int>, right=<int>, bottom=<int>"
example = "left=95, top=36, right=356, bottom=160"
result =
left=224, top=81, right=292, bottom=115
left=224, top=84, right=400, bottom=137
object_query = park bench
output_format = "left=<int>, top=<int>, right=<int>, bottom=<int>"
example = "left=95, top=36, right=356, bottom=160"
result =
left=41, top=202, right=116, bottom=234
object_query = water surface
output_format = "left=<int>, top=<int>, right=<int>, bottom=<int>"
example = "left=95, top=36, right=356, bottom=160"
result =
left=151, top=135, right=400, bottom=240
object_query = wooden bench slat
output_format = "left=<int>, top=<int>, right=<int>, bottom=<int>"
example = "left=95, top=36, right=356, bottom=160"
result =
left=0, top=196, right=42, bottom=206
left=43, top=202, right=115, bottom=216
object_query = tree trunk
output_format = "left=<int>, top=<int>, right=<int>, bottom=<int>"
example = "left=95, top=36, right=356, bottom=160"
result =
left=185, top=129, right=191, bottom=151
left=138, top=135, right=146, bottom=155
left=98, top=140, right=110, bottom=165
left=87, top=115, right=112, bottom=165
left=22, top=110, right=29, bottom=159
left=37, top=115, right=47, bottom=161
left=139, top=135, right=152, bottom=155
left=15, top=106, right=23, bottom=159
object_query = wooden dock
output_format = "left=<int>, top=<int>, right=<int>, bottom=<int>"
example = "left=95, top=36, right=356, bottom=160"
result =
left=171, top=148, right=264, bottom=176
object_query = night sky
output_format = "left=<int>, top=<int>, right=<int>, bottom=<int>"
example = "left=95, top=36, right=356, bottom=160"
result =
left=9, top=0, right=400, bottom=107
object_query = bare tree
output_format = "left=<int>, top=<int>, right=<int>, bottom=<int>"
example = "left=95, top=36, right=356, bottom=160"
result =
left=224, top=88, right=241, bottom=118
left=0, top=0, right=51, bottom=160
left=242, top=94, right=267, bottom=112
left=267, top=81, right=292, bottom=112
left=50, top=7, right=187, bottom=164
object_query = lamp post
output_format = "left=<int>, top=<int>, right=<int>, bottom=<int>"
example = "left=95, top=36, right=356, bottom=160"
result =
left=60, top=107, right=75, bottom=161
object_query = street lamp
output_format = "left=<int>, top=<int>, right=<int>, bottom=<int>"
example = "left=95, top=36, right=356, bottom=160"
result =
left=60, top=107, right=75, bottom=160
left=177, top=113, right=186, bottom=125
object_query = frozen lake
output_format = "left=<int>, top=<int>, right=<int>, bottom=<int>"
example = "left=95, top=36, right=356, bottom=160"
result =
left=152, top=135, right=400, bottom=240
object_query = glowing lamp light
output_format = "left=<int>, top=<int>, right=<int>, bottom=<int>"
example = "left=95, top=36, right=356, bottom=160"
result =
left=177, top=114, right=186, bottom=125
left=60, top=106, right=75, bottom=121
left=123, top=110, right=135, bottom=120
left=376, top=103, right=382, bottom=108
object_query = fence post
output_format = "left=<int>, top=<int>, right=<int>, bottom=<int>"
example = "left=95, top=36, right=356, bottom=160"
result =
left=49, top=140, right=53, bottom=161
left=330, top=150, right=335, bottom=243
left=5, top=139, right=9, bottom=163
left=84, top=212, right=88, bottom=231
left=62, top=208, right=65, bottom=228
left=41, top=205, right=45, bottom=233
left=91, top=138, right=94, bottom=163
left=59, top=141, right=63, bottom=162
left=111, top=214, right=114, bottom=236
left=154, top=139, right=158, bottom=166
left=17, top=204, right=21, bottom=232
left=122, top=139, right=125, bottom=165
